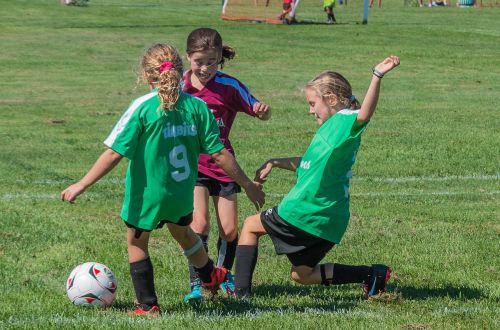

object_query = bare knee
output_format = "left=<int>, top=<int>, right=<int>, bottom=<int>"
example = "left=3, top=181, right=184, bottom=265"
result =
left=290, top=271, right=304, bottom=283
left=219, top=224, right=237, bottom=241
left=192, top=211, right=210, bottom=234
left=290, top=266, right=314, bottom=285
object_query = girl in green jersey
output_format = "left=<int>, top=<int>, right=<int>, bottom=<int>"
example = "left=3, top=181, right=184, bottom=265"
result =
left=234, top=56, right=400, bottom=299
left=61, top=43, right=265, bottom=315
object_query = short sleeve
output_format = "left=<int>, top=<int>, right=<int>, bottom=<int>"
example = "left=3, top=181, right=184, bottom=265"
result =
left=104, top=103, right=142, bottom=158
left=231, top=80, right=258, bottom=117
left=350, top=119, right=368, bottom=138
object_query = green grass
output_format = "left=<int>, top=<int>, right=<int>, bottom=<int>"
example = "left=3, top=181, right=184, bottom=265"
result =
left=1, top=0, right=499, bottom=329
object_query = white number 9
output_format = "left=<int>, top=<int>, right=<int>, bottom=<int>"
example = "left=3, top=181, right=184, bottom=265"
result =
left=169, top=144, right=190, bottom=182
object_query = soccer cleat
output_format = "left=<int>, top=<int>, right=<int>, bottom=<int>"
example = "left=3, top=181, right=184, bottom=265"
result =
left=183, top=284, right=203, bottom=303
left=363, top=264, right=392, bottom=299
left=220, top=271, right=235, bottom=296
left=202, top=267, right=228, bottom=295
left=128, top=303, right=161, bottom=316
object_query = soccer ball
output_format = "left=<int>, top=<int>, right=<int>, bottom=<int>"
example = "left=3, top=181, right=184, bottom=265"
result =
left=66, top=262, right=117, bottom=307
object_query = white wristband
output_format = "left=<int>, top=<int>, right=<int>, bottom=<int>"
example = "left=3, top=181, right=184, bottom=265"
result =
left=372, top=67, right=384, bottom=78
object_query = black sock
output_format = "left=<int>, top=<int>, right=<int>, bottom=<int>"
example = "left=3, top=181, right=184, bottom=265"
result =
left=234, top=245, right=258, bottom=297
left=194, top=258, right=214, bottom=284
left=129, top=257, right=158, bottom=306
left=217, top=235, right=238, bottom=270
left=330, top=263, right=371, bottom=285
left=188, top=234, right=208, bottom=287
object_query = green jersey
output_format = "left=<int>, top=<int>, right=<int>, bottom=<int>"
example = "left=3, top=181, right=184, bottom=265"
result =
left=104, top=90, right=224, bottom=230
left=277, top=109, right=367, bottom=243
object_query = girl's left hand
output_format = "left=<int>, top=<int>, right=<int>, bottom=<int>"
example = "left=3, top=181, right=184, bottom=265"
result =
left=253, top=102, right=270, bottom=118
left=374, top=56, right=400, bottom=76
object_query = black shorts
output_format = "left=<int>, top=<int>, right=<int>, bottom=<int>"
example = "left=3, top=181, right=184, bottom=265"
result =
left=261, top=207, right=335, bottom=267
left=125, top=213, right=193, bottom=238
left=196, top=172, right=241, bottom=197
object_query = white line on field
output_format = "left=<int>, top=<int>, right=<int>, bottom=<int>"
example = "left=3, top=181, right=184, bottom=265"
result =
left=4, top=173, right=499, bottom=186
left=2, top=190, right=499, bottom=201
left=268, top=190, right=500, bottom=198
left=355, top=174, right=500, bottom=183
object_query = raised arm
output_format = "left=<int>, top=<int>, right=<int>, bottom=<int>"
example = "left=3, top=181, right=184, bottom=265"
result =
left=356, top=56, right=400, bottom=123
left=61, top=148, right=123, bottom=203
left=254, top=157, right=301, bottom=183
left=211, top=148, right=265, bottom=210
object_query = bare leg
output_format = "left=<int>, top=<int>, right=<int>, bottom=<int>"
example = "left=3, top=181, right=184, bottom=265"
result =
left=192, top=186, right=211, bottom=235
left=290, top=264, right=325, bottom=285
left=239, top=213, right=267, bottom=245
left=127, top=228, right=158, bottom=306
left=214, top=194, right=238, bottom=270
left=167, top=223, right=209, bottom=268
left=127, top=227, right=151, bottom=262
left=214, top=194, right=238, bottom=242
left=234, top=213, right=268, bottom=297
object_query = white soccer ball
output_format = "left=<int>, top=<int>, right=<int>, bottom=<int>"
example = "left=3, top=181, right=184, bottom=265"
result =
left=66, top=262, right=117, bottom=307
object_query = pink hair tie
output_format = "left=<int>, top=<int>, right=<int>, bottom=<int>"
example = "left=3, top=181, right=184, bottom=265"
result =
left=159, top=61, right=174, bottom=73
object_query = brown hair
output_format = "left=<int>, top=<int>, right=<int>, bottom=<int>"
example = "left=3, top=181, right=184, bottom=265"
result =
left=306, top=71, right=360, bottom=110
left=186, top=28, right=235, bottom=68
left=138, top=43, right=183, bottom=111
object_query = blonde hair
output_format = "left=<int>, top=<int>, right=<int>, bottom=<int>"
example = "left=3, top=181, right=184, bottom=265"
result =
left=138, top=43, right=183, bottom=111
left=306, top=71, right=360, bottom=110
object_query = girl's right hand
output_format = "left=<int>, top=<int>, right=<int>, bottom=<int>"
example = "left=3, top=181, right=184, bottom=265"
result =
left=61, top=183, right=86, bottom=203
left=374, top=56, right=400, bottom=76
left=244, top=181, right=266, bottom=210
left=254, top=160, right=274, bottom=184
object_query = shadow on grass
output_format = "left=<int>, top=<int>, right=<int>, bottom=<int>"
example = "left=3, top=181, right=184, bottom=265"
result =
left=175, top=284, right=360, bottom=316
left=107, top=283, right=484, bottom=316
left=397, top=285, right=484, bottom=300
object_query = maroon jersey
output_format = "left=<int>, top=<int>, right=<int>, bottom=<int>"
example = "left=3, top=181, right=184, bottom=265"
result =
left=183, top=70, right=258, bottom=182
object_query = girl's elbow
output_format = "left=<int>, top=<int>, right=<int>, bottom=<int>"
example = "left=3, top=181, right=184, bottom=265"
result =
left=356, top=115, right=370, bottom=123
left=106, top=148, right=124, bottom=161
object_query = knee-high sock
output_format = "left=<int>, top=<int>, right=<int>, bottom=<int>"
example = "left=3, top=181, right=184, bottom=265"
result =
left=194, top=258, right=215, bottom=284
left=130, top=257, right=158, bottom=306
left=320, top=263, right=371, bottom=285
left=216, top=235, right=238, bottom=270
left=234, top=245, right=258, bottom=297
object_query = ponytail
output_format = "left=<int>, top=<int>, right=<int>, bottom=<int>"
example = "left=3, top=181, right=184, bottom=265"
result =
left=139, top=43, right=183, bottom=111
left=157, top=66, right=182, bottom=110
left=220, top=45, right=236, bottom=68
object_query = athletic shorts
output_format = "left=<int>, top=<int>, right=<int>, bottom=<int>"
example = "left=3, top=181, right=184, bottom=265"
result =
left=261, top=207, right=335, bottom=267
left=125, top=212, right=193, bottom=238
left=283, top=0, right=293, bottom=4
left=195, top=172, right=241, bottom=197
left=324, top=0, right=336, bottom=8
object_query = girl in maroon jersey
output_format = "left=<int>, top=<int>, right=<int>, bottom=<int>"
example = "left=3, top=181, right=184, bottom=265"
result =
left=182, top=27, right=271, bottom=302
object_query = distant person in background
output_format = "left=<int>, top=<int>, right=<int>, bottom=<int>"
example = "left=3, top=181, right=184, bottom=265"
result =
left=279, top=0, right=298, bottom=24
left=324, top=0, right=337, bottom=24
left=370, top=0, right=382, bottom=8
left=419, top=0, right=434, bottom=6
left=234, top=56, right=401, bottom=300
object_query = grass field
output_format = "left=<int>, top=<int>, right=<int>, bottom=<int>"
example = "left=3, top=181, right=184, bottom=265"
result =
left=1, top=0, right=499, bottom=329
